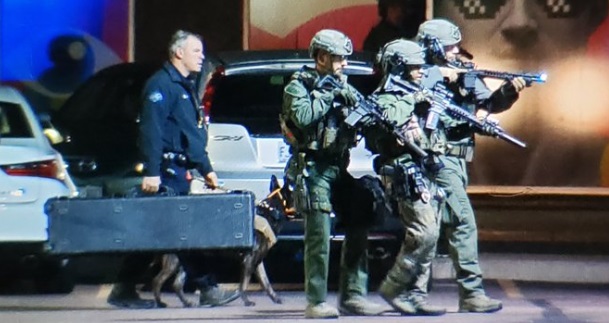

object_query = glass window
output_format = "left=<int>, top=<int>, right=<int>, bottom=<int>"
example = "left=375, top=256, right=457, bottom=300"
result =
left=209, top=72, right=378, bottom=135
left=0, top=102, right=33, bottom=138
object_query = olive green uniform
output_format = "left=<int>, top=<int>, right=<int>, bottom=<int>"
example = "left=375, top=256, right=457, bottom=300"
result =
left=282, top=67, right=369, bottom=305
left=366, top=89, right=447, bottom=300
left=408, top=66, right=520, bottom=301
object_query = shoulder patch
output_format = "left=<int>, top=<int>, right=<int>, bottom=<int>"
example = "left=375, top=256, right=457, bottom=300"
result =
left=148, top=91, right=163, bottom=103
left=284, top=80, right=308, bottom=98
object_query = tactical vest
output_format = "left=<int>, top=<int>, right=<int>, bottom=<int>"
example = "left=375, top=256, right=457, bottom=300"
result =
left=281, top=68, right=357, bottom=158
left=365, top=89, right=448, bottom=159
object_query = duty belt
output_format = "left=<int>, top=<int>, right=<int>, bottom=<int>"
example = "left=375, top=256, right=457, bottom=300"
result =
left=301, top=150, right=344, bottom=164
left=162, top=152, right=188, bottom=166
left=446, top=144, right=474, bottom=162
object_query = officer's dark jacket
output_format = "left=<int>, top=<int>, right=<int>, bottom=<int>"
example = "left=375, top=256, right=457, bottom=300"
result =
left=363, top=20, right=406, bottom=53
left=138, top=62, right=212, bottom=177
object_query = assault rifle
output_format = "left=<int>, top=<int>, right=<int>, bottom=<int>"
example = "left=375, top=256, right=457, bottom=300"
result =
left=420, top=35, right=547, bottom=88
left=452, top=63, right=548, bottom=90
left=432, top=84, right=526, bottom=148
left=317, top=75, right=428, bottom=158
left=386, top=75, right=527, bottom=148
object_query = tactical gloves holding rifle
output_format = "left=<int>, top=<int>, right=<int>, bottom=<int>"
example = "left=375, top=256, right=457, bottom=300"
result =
left=318, top=75, right=429, bottom=158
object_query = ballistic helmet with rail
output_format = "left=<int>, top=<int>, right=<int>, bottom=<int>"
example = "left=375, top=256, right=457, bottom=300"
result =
left=309, top=29, right=353, bottom=58
left=416, top=19, right=462, bottom=46
left=378, top=39, right=426, bottom=73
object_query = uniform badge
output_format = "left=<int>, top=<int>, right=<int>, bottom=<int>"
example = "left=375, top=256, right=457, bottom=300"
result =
left=182, top=93, right=189, bottom=99
left=148, top=92, right=163, bottom=103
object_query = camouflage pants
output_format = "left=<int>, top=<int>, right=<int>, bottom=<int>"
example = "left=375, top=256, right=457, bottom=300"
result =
left=289, top=159, right=369, bottom=305
left=379, top=172, right=441, bottom=296
left=409, top=155, right=485, bottom=301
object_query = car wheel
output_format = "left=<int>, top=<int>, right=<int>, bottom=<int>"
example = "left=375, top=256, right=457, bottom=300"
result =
left=34, top=257, right=75, bottom=294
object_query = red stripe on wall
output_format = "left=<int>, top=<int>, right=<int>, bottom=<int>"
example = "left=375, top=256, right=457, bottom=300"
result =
left=102, top=0, right=130, bottom=61
left=249, top=5, right=378, bottom=51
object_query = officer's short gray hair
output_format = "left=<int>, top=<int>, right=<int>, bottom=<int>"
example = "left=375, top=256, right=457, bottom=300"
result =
left=168, top=30, right=203, bottom=59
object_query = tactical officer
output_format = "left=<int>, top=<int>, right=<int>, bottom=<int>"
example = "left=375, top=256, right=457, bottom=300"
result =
left=364, top=39, right=447, bottom=316
left=281, top=29, right=385, bottom=319
left=404, top=18, right=530, bottom=313
left=107, top=30, right=238, bottom=309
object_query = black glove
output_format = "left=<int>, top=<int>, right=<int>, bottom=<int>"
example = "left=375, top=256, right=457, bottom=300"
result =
left=333, top=88, right=358, bottom=107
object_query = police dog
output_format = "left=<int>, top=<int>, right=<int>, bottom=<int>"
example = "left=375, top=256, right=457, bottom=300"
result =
left=151, top=175, right=293, bottom=308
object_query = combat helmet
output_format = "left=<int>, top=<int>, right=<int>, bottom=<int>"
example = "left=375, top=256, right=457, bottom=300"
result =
left=378, top=39, right=426, bottom=74
left=309, top=29, right=353, bottom=58
left=416, top=19, right=462, bottom=46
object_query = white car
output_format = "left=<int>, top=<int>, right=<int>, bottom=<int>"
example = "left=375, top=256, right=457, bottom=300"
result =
left=0, top=85, right=77, bottom=292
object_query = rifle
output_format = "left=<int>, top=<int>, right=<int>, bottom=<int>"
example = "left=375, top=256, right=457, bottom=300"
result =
left=456, top=65, right=548, bottom=90
left=420, top=35, right=547, bottom=88
left=316, top=75, right=428, bottom=158
left=386, top=75, right=527, bottom=148
left=432, top=84, right=526, bottom=148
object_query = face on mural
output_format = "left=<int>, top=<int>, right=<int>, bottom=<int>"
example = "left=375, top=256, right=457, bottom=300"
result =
left=433, top=0, right=606, bottom=67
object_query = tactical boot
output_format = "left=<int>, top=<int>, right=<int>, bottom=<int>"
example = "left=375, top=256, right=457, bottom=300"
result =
left=199, top=285, right=240, bottom=307
left=107, top=283, right=155, bottom=309
left=338, top=295, right=386, bottom=316
left=378, top=280, right=416, bottom=315
left=459, top=295, right=503, bottom=313
left=411, top=298, right=446, bottom=316
left=305, top=302, right=339, bottom=319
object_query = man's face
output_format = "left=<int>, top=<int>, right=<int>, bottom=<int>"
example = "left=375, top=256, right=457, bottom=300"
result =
left=434, top=0, right=600, bottom=68
left=444, top=44, right=460, bottom=63
left=178, top=35, right=204, bottom=74
left=318, top=52, right=348, bottom=76
left=406, top=65, right=424, bottom=83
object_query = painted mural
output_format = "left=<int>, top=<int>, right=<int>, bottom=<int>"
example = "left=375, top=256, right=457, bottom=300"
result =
left=248, top=0, right=378, bottom=51
left=431, top=0, right=609, bottom=187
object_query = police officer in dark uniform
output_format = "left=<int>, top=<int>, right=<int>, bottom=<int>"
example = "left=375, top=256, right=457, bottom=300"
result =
left=106, top=30, right=238, bottom=309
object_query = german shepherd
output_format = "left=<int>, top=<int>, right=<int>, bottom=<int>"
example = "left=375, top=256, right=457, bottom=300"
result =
left=151, top=175, right=294, bottom=308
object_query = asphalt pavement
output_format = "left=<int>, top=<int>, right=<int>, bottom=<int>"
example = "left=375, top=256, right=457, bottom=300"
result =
left=1, top=279, right=608, bottom=322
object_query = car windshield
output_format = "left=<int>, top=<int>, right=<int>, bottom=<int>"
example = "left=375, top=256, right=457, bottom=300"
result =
left=0, top=102, right=33, bottom=138
left=208, top=72, right=378, bottom=136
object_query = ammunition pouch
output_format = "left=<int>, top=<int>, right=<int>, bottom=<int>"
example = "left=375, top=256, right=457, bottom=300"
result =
left=446, top=144, right=474, bottom=162
left=293, top=173, right=311, bottom=213
left=379, top=162, right=431, bottom=203
left=279, top=114, right=299, bottom=147
left=322, top=114, right=339, bottom=149
left=423, top=154, right=444, bottom=173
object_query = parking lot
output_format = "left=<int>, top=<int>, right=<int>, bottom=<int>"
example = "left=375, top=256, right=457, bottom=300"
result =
left=1, top=278, right=608, bottom=323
